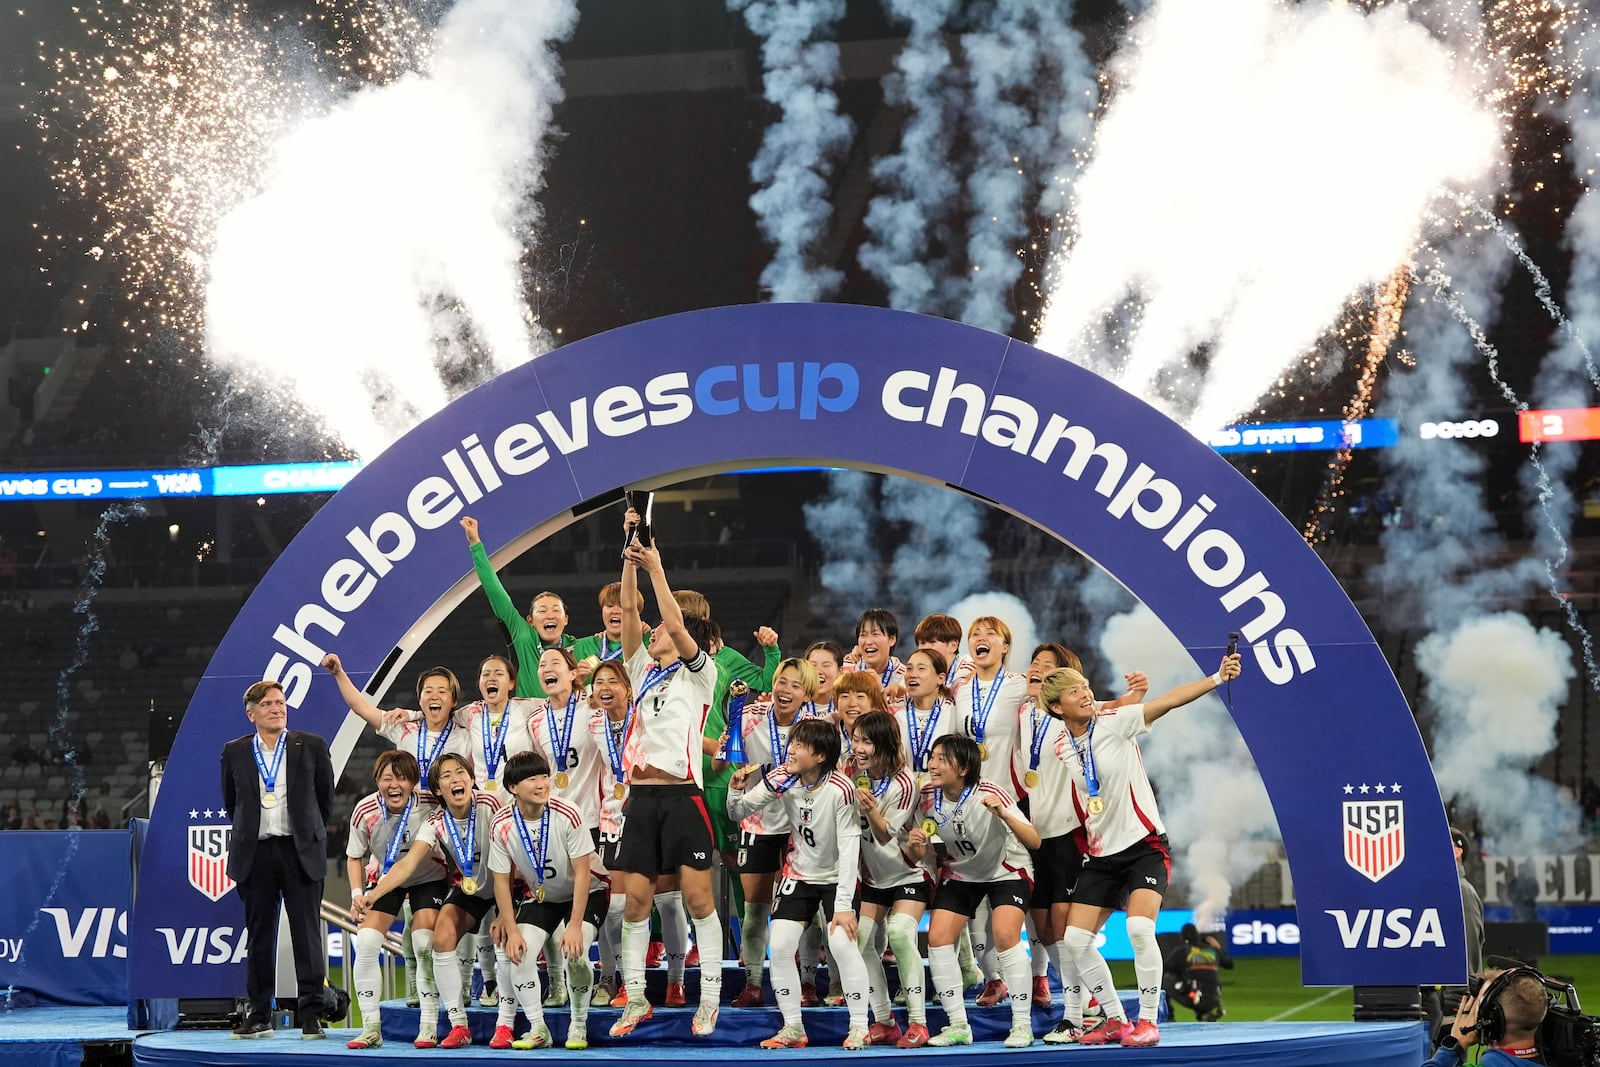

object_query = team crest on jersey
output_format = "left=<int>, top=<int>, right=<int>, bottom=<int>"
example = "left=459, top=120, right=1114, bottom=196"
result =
left=188, top=824, right=236, bottom=901
left=1342, top=800, right=1404, bottom=883
left=800, top=805, right=812, bottom=824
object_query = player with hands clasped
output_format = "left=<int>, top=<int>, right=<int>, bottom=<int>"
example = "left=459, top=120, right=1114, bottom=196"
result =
left=487, top=750, right=606, bottom=1050
left=1044, top=651, right=1243, bottom=1049
left=728, top=718, right=872, bottom=1050
left=905, top=735, right=1041, bottom=1048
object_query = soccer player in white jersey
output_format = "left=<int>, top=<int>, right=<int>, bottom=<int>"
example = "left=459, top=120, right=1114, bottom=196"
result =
left=953, top=616, right=1029, bottom=1008
left=803, top=640, right=842, bottom=720
left=898, top=649, right=955, bottom=788
left=322, top=655, right=472, bottom=796
left=488, top=750, right=606, bottom=1049
left=914, top=613, right=977, bottom=692
left=728, top=718, right=871, bottom=1050
left=905, top=735, right=1041, bottom=1048
left=849, top=709, right=932, bottom=1048
left=714, top=656, right=818, bottom=1007
left=611, top=528, right=724, bottom=1039
left=585, top=659, right=633, bottom=1006
left=1042, top=652, right=1241, bottom=1048
left=344, top=752, right=447, bottom=1049
left=847, top=608, right=907, bottom=708
left=361, top=753, right=507, bottom=1049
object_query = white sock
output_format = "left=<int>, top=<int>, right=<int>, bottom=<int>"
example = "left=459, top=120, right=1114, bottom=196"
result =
left=856, top=917, right=891, bottom=1023
left=1126, top=915, right=1161, bottom=1023
left=886, top=911, right=926, bottom=1025
left=741, top=901, right=770, bottom=989
left=353, top=928, right=383, bottom=1031
left=546, top=921, right=568, bottom=996
left=495, top=946, right=518, bottom=1027
left=568, top=922, right=596, bottom=1030
left=657, top=891, right=689, bottom=983
left=1027, top=915, right=1049, bottom=978
left=828, top=921, right=870, bottom=1031
left=929, top=944, right=968, bottom=1030
left=997, top=943, right=1032, bottom=1030
left=435, top=942, right=466, bottom=1026
left=602, top=895, right=626, bottom=984
left=956, top=922, right=975, bottom=974
left=1045, top=940, right=1081, bottom=1025
left=972, top=900, right=997, bottom=981
left=691, top=909, right=724, bottom=1008
left=768, top=918, right=805, bottom=1029
left=621, top=919, right=649, bottom=1003
left=477, top=929, right=497, bottom=989
left=509, top=925, right=548, bottom=1032
left=798, top=919, right=821, bottom=988
left=1062, top=926, right=1125, bottom=1022
left=412, top=928, right=439, bottom=1034
left=455, top=934, right=474, bottom=1007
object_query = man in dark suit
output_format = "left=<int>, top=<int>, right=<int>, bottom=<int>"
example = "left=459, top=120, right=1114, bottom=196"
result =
left=222, top=679, right=336, bottom=1038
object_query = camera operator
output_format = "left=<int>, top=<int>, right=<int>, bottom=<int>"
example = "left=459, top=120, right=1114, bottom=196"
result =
left=1425, top=972, right=1548, bottom=1066
left=1163, top=923, right=1232, bottom=1022
left=1425, top=826, right=1486, bottom=1043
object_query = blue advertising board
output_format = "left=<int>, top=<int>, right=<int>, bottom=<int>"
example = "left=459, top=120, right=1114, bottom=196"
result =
left=127, top=303, right=1463, bottom=994
left=0, top=830, right=132, bottom=1006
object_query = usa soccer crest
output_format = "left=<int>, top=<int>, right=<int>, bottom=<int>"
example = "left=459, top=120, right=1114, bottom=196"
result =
left=1343, top=800, right=1404, bottom=883
left=188, top=824, right=236, bottom=902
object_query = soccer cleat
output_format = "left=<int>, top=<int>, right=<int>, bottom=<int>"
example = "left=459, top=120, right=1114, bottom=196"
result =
left=1121, top=1020, right=1161, bottom=1047
left=439, top=1024, right=473, bottom=1049
left=1078, top=1017, right=1131, bottom=1045
left=1031, top=976, right=1053, bottom=1008
left=843, top=1026, right=871, bottom=1051
left=511, top=1024, right=554, bottom=1050
left=867, top=1020, right=903, bottom=1045
left=895, top=1023, right=931, bottom=1049
left=610, top=986, right=630, bottom=1008
left=975, top=979, right=1007, bottom=1007
left=489, top=1024, right=515, bottom=1049
left=566, top=1026, right=589, bottom=1051
left=665, top=982, right=687, bottom=1007
left=692, top=1003, right=720, bottom=1036
left=893, top=988, right=907, bottom=1006
left=961, top=966, right=984, bottom=991
left=926, top=1024, right=973, bottom=1047
left=346, top=1029, right=382, bottom=1049
left=1084, top=996, right=1104, bottom=1019
left=800, top=983, right=820, bottom=1008
left=760, top=1024, right=809, bottom=1049
left=413, top=1028, right=439, bottom=1049
left=479, top=983, right=498, bottom=1008
left=646, top=941, right=666, bottom=968
left=593, top=979, right=616, bottom=1006
left=544, top=983, right=569, bottom=1008
left=610, top=999, right=654, bottom=1037
left=1004, top=1024, right=1035, bottom=1048
left=1042, top=1020, right=1082, bottom=1045
left=731, top=984, right=765, bottom=1007
left=686, top=945, right=701, bottom=968
left=824, top=992, right=846, bottom=1007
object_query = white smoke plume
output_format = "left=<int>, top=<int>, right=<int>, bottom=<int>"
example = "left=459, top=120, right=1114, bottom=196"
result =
left=1097, top=602, right=1279, bottom=921
left=801, top=469, right=885, bottom=611
left=1415, top=613, right=1581, bottom=852
left=884, top=480, right=992, bottom=621
left=205, top=0, right=576, bottom=460
left=729, top=0, right=853, bottom=302
left=1036, top=0, right=1500, bottom=432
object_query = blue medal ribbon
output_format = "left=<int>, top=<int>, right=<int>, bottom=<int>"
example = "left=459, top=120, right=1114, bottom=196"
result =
left=512, top=803, right=552, bottom=899
left=768, top=704, right=810, bottom=768
left=868, top=772, right=892, bottom=799
left=549, top=693, right=578, bottom=773
left=801, top=699, right=834, bottom=718
left=481, top=702, right=513, bottom=786
left=764, top=767, right=801, bottom=796
left=252, top=734, right=286, bottom=796
left=636, top=662, right=682, bottom=708
left=932, top=781, right=977, bottom=829
left=600, top=636, right=624, bottom=661
left=1067, top=718, right=1100, bottom=804
left=415, top=719, right=454, bottom=786
left=838, top=719, right=852, bottom=756
left=604, top=701, right=633, bottom=787
left=905, top=699, right=943, bottom=774
left=443, top=800, right=479, bottom=888
left=879, top=660, right=898, bottom=690
left=969, top=674, right=1003, bottom=750
left=381, top=794, right=416, bottom=874
left=1027, top=702, right=1050, bottom=774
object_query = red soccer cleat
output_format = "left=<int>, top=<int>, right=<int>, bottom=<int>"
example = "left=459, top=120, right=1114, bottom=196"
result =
left=665, top=982, right=687, bottom=1007
left=1078, top=1017, right=1132, bottom=1045
left=439, top=1025, right=473, bottom=1049
left=800, top=982, right=819, bottom=1008
left=488, top=1025, right=514, bottom=1049
left=896, top=1023, right=931, bottom=1048
left=1121, top=1019, right=1161, bottom=1047
left=646, top=941, right=666, bottom=968
left=686, top=945, right=701, bottom=968
left=731, top=984, right=765, bottom=1007
left=1031, top=975, right=1053, bottom=1008
left=975, top=979, right=1007, bottom=1007
left=867, top=1020, right=904, bottom=1045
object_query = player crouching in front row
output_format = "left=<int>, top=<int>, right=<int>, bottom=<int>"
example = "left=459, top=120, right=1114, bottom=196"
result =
left=728, top=718, right=872, bottom=1051
left=489, top=750, right=606, bottom=1050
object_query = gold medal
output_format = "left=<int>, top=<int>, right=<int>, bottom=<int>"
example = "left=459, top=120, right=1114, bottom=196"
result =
left=555, top=772, right=569, bottom=790
left=486, top=780, right=499, bottom=792
left=261, top=792, right=278, bottom=808
left=461, top=876, right=478, bottom=895
left=854, top=775, right=871, bottom=790
left=921, top=818, right=938, bottom=837
left=1088, top=796, right=1105, bottom=815
left=536, top=886, right=546, bottom=903
left=614, top=783, right=626, bottom=800
left=1025, top=770, right=1040, bottom=789
left=978, top=742, right=989, bottom=760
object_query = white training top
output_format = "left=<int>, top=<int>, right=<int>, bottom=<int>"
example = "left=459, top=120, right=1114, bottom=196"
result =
left=894, top=699, right=954, bottom=782
left=1012, top=700, right=1082, bottom=839
left=348, top=791, right=445, bottom=888
left=916, top=780, right=1034, bottom=885
left=625, top=644, right=717, bottom=788
left=529, top=692, right=603, bottom=829
left=952, top=671, right=1028, bottom=788
left=730, top=700, right=813, bottom=836
left=487, top=797, right=599, bottom=905
left=853, top=768, right=926, bottom=891
left=729, top=769, right=861, bottom=915
left=416, top=792, right=500, bottom=899
left=1053, top=702, right=1165, bottom=857
left=454, top=699, right=541, bottom=793
left=588, top=704, right=630, bottom=839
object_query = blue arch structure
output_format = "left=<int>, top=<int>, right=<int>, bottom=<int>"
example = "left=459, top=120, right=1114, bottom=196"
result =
left=129, top=303, right=1463, bottom=995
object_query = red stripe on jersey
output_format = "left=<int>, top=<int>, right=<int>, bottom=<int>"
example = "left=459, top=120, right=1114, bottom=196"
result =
left=830, top=776, right=854, bottom=805
left=548, top=796, right=583, bottom=827
left=690, top=795, right=713, bottom=838
left=978, top=782, right=1014, bottom=806
left=1001, top=859, right=1034, bottom=892
left=1130, top=787, right=1159, bottom=836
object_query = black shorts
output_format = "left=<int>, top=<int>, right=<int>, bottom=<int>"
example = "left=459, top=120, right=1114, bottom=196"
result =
left=367, top=878, right=449, bottom=919
left=514, top=888, right=610, bottom=934
left=442, top=888, right=495, bottom=930
left=1029, top=833, right=1085, bottom=908
left=859, top=879, right=932, bottom=909
left=931, top=877, right=1031, bottom=918
left=598, top=827, right=624, bottom=872
left=1072, top=834, right=1171, bottom=909
left=736, top=829, right=790, bottom=875
left=614, top=784, right=715, bottom=877
left=771, top=878, right=837, bottom=923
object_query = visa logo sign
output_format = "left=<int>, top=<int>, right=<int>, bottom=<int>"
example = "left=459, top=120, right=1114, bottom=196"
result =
left=153, top=472, right=203, bottom=494
left=40, top=907, right=127, bottom=958
left=1325, top=908, right=1445, bottom=949
left=158, top=926, right=249, bottom=965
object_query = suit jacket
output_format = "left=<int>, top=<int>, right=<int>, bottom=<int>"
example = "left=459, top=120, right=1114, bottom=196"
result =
left=221, top=729, right=334, bottom=883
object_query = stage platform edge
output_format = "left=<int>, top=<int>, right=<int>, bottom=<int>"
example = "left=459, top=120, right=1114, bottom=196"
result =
left=0, top=1004, right=149, bottom=1067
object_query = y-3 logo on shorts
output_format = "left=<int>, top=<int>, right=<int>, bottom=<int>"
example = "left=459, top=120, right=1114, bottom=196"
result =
left=692, top=852, right=707, bottom=861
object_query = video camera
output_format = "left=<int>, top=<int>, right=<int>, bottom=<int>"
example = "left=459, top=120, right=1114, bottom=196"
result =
left=1466, top=960, right=1598, bottom=1067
